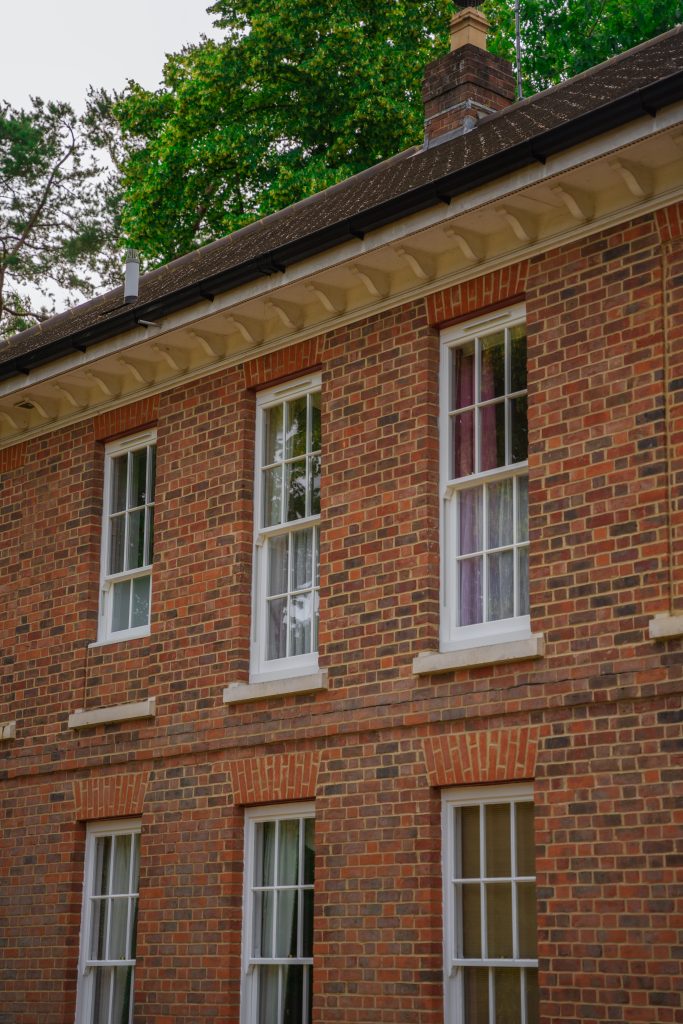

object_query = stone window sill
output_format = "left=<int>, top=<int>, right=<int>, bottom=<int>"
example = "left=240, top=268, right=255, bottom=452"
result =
left=0, top=720, right=16, bottom=741
left=223, top=671, right=328, bottom=705
left=68, top=698, right=156, bottom=730
left=413, top=633, right=545, bottom=675
left=649, top=614, right=683, bottom=640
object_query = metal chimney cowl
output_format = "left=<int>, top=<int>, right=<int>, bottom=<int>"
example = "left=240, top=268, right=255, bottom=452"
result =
left=124, top=248, right=140, bottom=305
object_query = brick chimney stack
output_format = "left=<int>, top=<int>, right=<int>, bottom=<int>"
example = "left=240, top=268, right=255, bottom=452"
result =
left=423, top=0, right=516, bottom=146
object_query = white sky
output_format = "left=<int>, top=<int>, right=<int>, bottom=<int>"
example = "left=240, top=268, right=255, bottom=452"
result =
left=0, top=0, right=221, bottom=111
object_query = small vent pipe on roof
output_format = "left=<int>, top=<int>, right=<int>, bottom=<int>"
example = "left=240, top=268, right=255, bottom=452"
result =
left=124, top=248, right=140, bottom=304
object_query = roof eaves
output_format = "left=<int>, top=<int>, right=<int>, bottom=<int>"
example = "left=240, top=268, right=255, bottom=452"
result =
left=2, top=55, right=683, bottom=383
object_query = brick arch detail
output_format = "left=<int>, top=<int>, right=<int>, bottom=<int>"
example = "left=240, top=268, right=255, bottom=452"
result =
left=230, top=751, right=321, bottom=806
left=93, top=397, right=159, bottom=442
left=426, top=262, right=529, bottom=327
left=423, top=725, right=541, bottom=788
left=655, top=202, right=683, bottom=244
left=0, top=442, right=27, bottom=472
left=73, top=771, right=150, bottom=821
left=243, top=337, right=324, bottom=390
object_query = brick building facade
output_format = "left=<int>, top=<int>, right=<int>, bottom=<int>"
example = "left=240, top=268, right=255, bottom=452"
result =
left=1, top=10, right=682, bottom=1024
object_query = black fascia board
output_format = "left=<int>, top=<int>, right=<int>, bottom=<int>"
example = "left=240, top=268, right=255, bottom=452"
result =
left=2, top=68, right=683, bottom=385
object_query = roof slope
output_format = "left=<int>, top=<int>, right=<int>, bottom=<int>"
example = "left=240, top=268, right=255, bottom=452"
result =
left=2, top=25, right=683, bottom=377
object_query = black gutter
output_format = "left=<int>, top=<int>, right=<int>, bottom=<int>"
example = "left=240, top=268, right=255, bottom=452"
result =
left=2, top=68, right=683, bottom=384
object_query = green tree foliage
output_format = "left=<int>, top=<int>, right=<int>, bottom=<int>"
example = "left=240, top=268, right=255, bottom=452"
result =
left=0, top=98, right=110, bottom=339
left=108, top=0, right=682, bottom=267
left=111, top=0, right=453, bottom=265
left=486, top=0, right=683, bottom=93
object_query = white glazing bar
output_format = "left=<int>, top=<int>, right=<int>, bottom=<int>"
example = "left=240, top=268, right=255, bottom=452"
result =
left=482, top=486, right=489, bottom=623
left=511, top=801, right=519, bottom=961
left=479, top=803, right=487, bottom=959
left=505, top=326, right=511, bottom=467
left=474, top=337, right=481, bottom=473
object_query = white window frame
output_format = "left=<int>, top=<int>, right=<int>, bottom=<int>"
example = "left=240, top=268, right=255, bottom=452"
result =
left=241, top=802, right=315, bottom=1024
left=75, top=818, right=141, bottom=1024
left=440, top=305, right=529, bottom=651
left=98, top=430, right=157, bottom=643
left=442, top=783, right=537, bottom=1024
left=251, top=376, right=321, bottom=683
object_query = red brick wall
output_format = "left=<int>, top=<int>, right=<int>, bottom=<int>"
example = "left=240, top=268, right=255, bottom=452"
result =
left=1, top=207, right=682, bottom=1022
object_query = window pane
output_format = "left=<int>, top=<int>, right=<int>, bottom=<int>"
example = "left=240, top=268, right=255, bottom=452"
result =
left=313, top=591, right=319, bottom=652
left=526, top=968, right=539, bottom=1024
left=309, top=454, right=321, bottom=517
left=458, top=557, right=483, bottom=627
left=480, top=332, right=505, bottom=400
left=264, top=404, right=284, bottom=465
left=510, top=395, right=528, bottom=463
left=487, top=550, right=514, bottom=621
left=463, top=967, right=489, bottom=1024
left=461, top=884, right=481, bottom=958
left=451, top=342, right=475, bottom=410
left=255, top=822, right=276, bottom=886
left=518, top=883, right=538, bottom=958
left=145, top=508, right=154, bottom=565
left=310, top=391, right=321, bottom=452
left=278, top=820, right=300, bottom=887
left=451, top=411, right=474, bottom=479
left=286, top=396, right=308, bottom=459
left=518, top=548, right=529, bottom=617
left=148, top=445, right=156, bottom=502
left=93, top=967, right=112, bottom=1024
left=90, top=898, right=108, bottom=960
left=516, top=803, right=535, bottom=877
left=479, top=401, right=506, bottom=471
left=302, top=889, right=314, bottom=958
left=285, top=459, right=307, bottom=521
left=263, top=466, right=282, bottom=527
left=126, top=510, right=145, bottom=571
left=94, top=836, right=112, bottom=896
left=131, top=575, right=150, bottom=629
left=303, top=819, right=315, bottom=885
left=130, top=448, right=147, bottom=507
left=494, top=968, right=521, bottom=1024
left=485, top=804, right=511, bottom=877
left=276, top=889, right=298, bottom=958
left=458, top=488, right=482, bottom=556
left=459, top=805, right=480, bottom=879
left=109, top=516, right=126, bottom=575
left=112, top=835, right=132, bottom=894
left=488, top=478, right=513, bottom=549
left=111, top=455, right=128, bottom=513
left=486, top=883, right=513, bottom=958
left=108, top=897, right=129, bottom=960
left=289, top=594, right=312, bottom=657
left=510, top=324, right=527, bottom=393
left=267, top=597, right=287, bottom=660
left=112, top=581, right=131, bottom=633
left=282, top=964, right=304, bottom=1023
left=268, top=536, right=289, bottom=597
left=517, top=475, right=528, bottom=543
left=254, top=890, right=274, bottom=958
left=257, top=965, right=279, bottom=1024
left=292, top=529, right=314, bottom=591
left=111, top=966, right=133, bottom=1024
left=130, top=898, right=138, bottom=961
